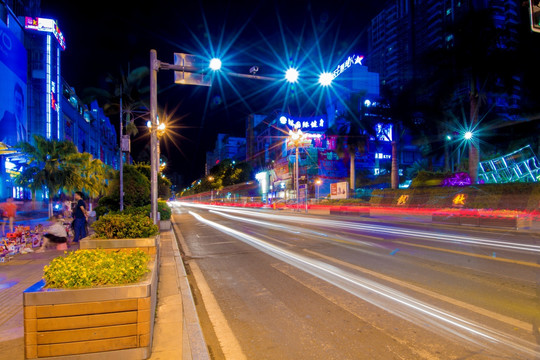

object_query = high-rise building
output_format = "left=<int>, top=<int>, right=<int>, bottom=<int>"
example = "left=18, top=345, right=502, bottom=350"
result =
left=367, top=0, right=521, bottom=119
left=0, top=1, right=118, bottom=200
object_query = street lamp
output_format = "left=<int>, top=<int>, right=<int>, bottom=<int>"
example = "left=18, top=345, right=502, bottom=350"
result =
left=315, top=178, right=322, bottom=204
left=285, top=68, right=299, bottom=83
left=209, top=58, right=222, bottom=71
left=289, top=128, right=306, bottom=211
left=318, top=72, right=333, bottom=87
left=208, top=176, right=214, bottom=201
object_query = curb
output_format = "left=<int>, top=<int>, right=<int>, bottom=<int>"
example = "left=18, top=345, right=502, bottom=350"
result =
left=171, top=221, right=211, bottom=360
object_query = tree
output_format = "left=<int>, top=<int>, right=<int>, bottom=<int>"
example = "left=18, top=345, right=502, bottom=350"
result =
left=328, top=93, right=373, bottom=194
left=82, top=66, right=150, bottom=137
left=75, top=152, right=114, bottom=211
left=15, top=135, right=82, bottom=217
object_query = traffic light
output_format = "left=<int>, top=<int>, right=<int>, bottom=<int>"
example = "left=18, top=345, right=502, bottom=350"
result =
left=531, top=0, right=540, bottom=33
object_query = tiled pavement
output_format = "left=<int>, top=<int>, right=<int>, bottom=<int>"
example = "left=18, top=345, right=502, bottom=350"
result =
left=0, top=243, right=79, bottom=359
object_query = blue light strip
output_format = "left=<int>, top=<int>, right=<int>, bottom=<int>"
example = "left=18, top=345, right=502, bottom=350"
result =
left=46, top=34, right=51, bottom=139
left=57, top=46, right=61, bottom=140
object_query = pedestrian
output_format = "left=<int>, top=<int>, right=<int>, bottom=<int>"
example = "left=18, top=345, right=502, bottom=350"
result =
left=72, top=191, right=88, bottom=243
left=0, top=197, right=17, bottom=235
left=63, top=199, right=72, bottom=219
left=36, top=215, right=68, bottom=252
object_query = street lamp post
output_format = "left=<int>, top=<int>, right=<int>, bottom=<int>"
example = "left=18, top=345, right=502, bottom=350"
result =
left=150, top=50, right=159, bottom=224
left=208, top=176, right=214, bottom=201
left=289, top=129, right=305, bottom=212
left=315, top=178, right=322, bottom=203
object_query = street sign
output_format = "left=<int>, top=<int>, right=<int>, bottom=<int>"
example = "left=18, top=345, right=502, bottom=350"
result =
left=120, top=135, right=131, bottom=152
left=173, top=52, right=212, bottom=86
left=174, top=71, right=211, bottom=86
left=173, top=53, right=205, bottom=68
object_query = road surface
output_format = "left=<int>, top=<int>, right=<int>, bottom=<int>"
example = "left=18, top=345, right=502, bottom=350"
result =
left=172, top=202, right=540, bottom=360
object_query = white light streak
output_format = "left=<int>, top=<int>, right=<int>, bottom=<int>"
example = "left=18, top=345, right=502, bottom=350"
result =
left=188, top=210, right=540, bottom=357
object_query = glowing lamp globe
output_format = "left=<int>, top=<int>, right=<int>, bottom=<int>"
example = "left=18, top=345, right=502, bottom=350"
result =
left=285, top=68, right=299, bottom=83
left=209, top=58, right=222, bottom=71
left=318, top=72, right=333, bottom=86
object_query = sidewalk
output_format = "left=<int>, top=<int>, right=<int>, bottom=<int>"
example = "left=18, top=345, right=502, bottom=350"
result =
left=0, top=225, right=208, bottom=360
left=0, top=244, right=80, bottom=359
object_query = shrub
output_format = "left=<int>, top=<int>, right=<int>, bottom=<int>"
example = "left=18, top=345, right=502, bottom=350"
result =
left=43, top=249, right=150, bottom=288
left=92, top=213, right=159, bottom=239
left=123, top=201, right=172, bottom=220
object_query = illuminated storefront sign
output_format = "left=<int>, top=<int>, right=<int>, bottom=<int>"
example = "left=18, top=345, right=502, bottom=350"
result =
left=453, top=194, right=467, bottom=206
left=397, top=195, right=409, bottom=206
left=25, top=17, right=66, bottom=50
left=279, top=114, right=327, bottom=132
left=332, top=54, right=363, bottom=79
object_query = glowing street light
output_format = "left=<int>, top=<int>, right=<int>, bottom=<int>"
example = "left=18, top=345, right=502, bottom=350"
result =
left=289, top=129, right=306, bottom=211
left=209, top=58, right=222, bottom=71
left=315, top=178, right=322, bottom=203
left=285, top=68, right=299, bottom=83
left=464, top=131, right=473, bottom=140
left=318, top=72, right=333, bottom=86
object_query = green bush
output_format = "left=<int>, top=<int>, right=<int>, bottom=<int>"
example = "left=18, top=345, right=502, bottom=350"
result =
left=92, top=213, right=159, bottom=239
left=43, top=249, right=150, bottom=288
left=123, top=201, right=172, bottom=220
left=95, top=165, right=151, bottom=217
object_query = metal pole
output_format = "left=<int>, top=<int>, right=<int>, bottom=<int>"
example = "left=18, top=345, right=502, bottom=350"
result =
left=295, top=146, right=299, bottom=212
left=119, top=85, right=124, bottom=211
left=150, top=49, right=159, bottom=224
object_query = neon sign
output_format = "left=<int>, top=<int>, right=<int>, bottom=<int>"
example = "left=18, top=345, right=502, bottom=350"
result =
left=278, top=115, right=327, bottom=132
left=25, top=17, right=66, bottom=50
left=397, top=195, right=409, bottom=206
left=453, top=194, right=467, bottom=206
left=333, top=54, right=363, bottom=79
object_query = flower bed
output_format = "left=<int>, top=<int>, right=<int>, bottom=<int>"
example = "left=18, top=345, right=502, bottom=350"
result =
left=44, top=249, right=150, bottom=288
left=24, top=250, right=158, bottom=359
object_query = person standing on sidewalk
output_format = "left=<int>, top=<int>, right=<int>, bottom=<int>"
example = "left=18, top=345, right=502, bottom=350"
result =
left=0, top=197, right=17, bottom=235
left=72, top=192, right=88, bottom=243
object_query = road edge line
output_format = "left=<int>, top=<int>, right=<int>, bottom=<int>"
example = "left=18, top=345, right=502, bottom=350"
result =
left=172, top=221, right=211, bottom=360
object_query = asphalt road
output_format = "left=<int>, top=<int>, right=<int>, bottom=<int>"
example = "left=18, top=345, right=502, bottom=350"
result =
left=172, top=202, right=540, bottom=360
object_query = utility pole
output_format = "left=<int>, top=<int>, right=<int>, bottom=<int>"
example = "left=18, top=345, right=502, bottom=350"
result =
left=150, top=50, right=159, bottom=224
left=119, top=85, right=124, bottom=211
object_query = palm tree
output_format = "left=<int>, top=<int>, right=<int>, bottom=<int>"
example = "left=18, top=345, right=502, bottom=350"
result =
left=74, top=152, right=114, bottom=211
left=329, top=93, right=372, bottom=195
left=82, top=66, right=150, bottom=137
left=15, top=135, right=82, bottom=217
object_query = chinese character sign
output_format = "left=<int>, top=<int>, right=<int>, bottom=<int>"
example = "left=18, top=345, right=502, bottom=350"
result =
left=279, top=115, right=328, bottom=132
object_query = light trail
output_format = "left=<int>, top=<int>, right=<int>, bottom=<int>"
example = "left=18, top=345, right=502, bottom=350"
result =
left=188, top=210, right=540, bottom=358
left=179, top=202, right=540, bottom=255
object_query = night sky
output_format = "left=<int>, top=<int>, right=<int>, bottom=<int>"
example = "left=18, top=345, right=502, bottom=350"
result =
left=40, top=1, right=385, bottom=185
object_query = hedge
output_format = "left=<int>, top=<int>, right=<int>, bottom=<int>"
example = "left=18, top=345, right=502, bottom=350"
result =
left=369, top=183, right=540, bottom=211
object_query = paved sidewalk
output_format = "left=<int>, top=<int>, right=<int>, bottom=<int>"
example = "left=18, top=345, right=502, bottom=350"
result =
left=0, top=226, right=207, bottom=360
left=0, top=243, right=80, bottom=359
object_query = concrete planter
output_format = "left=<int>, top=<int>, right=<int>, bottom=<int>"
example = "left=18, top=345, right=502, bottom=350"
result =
left=159, top=220, right=171, bottom=231
left=432, top=212, right=531, bottom=230
left=80, top=235, right=160, bottom=256
left=329, top=207, right=370, bottom=217
left=479, top=216, right=531, bottom=230
left=23, top=254, right=158, bottom=359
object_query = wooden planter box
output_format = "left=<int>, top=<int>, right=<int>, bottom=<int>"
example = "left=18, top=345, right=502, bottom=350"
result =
left=159, top=220, right=171, bottom=231
left=80, top=235, right=160, bottom=256
left=23, top=255, right=158, bottom=359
